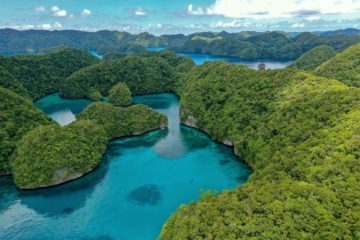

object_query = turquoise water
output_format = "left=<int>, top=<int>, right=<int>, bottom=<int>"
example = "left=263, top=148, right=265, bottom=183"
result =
left=35, top=93, right=92, bottom=126
left=0, top=93, right=251, bottom=240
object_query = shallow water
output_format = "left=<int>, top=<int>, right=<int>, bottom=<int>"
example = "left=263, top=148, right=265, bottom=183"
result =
left=0, top=93, right=251, bottom=240
left=35, top=93, right=92, bottom=126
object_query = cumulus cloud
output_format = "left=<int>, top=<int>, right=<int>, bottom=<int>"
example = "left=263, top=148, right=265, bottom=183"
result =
left=39, top=22, right=63, bottom=30
left=81, top=9, right=92, bottom=17
left=40, top=23, right=52, bottom=30
left=53, top=22, right=63, bottom=29
left=51, top=6, right=60, bottom=12
left=54, top=9, right=67, bottom=17
left=188, top=4, right=209, bottom=15
left=34, top=6, right=46, bottom=12
left=188, top=0, right=360, bottom=19
left=51, top=6, right=67, bottom=17
left=134, top=8, right=146, bottom=16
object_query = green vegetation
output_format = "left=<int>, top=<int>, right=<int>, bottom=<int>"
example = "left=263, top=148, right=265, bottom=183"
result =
left=12, top=120, right=108, bottom=189
left=60, top=55, right=177, bottom=99
left=0, top=65, right=29, bottom=98
left=315, top=43, right=360, bottom=87
left=2, top=29, right=360, bottom=60
left=191, top=36, right=223, bottom=43
left=159, top=62, right=360, bottom=239
left=88, top=89, right=103, bottom=101
left=0, top=48, right=99, bottom=99
left=109, top=82, right=132, bottom=107
left=102, top=50, right=195, bottom=73
left=140, top=51, right=195, bottom=73
left=97, top=43, right=146, bottom=56
left=0, top=87, right=53, bottom=174
left=292, top=45, right=336, bottom=71
left=170, top=32, right=360, bottom=59
left=78, top=102, right=167, bottom=139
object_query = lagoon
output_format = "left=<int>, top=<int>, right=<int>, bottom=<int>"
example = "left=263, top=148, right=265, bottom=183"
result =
left=0, top=93, right=251, bottom=240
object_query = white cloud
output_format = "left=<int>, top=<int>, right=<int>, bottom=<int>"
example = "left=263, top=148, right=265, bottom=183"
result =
left=188, top=4, right=208, bottom=15
left=51, top=6, right=67, bottom=17
left=53, top=22, right=63, bottom=29
left=209, top=20, right=265, bottom=29
left=51, top=6, right=60, bottom=12
left=39, top=22, right=63, bottom=30
left=11, top=24, right=35, bottom=30
left=134, top=8, right=146, bottom=16
left=81, top=9, right=92, bottom=17
left=35, top=6, right=46, bottom=12
left=54, top=9, right=67, bottom=17
left=40, top=24, right=52, bottom=30
left=188, top=0, right=360, bottom=19
left=291, top=22, right=305, bottom=28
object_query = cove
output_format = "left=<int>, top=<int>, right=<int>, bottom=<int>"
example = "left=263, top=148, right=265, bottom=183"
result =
left=0, top=93, right=251, bottom=240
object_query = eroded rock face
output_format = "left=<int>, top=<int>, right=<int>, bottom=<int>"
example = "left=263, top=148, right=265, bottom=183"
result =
left=183, top=115, right=197, bottom=128
left=222, top=139, right=234, bottom=147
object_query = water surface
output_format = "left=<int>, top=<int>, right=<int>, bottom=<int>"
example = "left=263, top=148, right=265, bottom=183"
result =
left=35, top=93, right=92, bottom=126
left=177, top=52, right=292, bottom=69
left=0, top=93, right=251, bottom=240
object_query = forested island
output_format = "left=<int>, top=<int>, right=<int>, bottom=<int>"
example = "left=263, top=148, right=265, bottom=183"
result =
left=0, top=48, right=171, bottom=188
left=0, top=33, right=360, bottom=239
left=1, top=28, right=360, bottom=60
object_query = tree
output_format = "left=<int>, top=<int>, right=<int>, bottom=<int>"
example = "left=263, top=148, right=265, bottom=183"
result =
left=108, top=82, right=132, bottom=106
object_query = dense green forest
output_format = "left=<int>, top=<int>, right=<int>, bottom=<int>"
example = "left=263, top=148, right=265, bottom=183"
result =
left=159, top=62, right=360, bottom=239
left=1, top=34, right=360, bottom=237
left=78, top=102, right=167, bottom=139
left=61, top=55, right=181, bottom=99
left=12, top=120, right=108, bottom=189
left=291, top=45, right=336, bottom=71
left=108, top=82, right=132, bottom=107
left=0, top=87, right=53, bottom=175
left=0, top=66, right=30, bottom=98
left=169, top=32, right=360, bottom=59
left=0, top=48, right=99, bottom=99
left=1, top=29, right=360, bottom=60
left=314, top=43, right=360, bottom=87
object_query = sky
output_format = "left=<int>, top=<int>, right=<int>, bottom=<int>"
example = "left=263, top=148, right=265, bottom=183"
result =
left=0, top=0, right=359, bottom=35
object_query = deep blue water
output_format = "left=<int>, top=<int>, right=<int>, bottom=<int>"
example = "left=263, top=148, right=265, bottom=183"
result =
left=0, top=93, right=251, bottom=240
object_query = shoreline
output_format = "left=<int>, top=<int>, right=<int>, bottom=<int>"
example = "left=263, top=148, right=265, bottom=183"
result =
left=18, top=126, right=168, bottom=191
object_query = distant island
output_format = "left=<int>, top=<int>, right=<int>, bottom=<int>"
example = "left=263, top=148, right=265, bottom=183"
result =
left=1, top=28, right=360, bottom=60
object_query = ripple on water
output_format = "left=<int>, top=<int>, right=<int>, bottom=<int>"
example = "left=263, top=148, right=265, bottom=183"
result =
left=127, top=184, right=161, bottom=206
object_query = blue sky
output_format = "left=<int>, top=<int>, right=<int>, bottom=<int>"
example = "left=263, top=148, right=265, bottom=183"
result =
left=0, top=0, right=359, bottom=34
